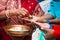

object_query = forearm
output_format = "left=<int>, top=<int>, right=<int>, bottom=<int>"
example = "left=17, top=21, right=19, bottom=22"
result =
left=50, top=19, right=60, bottom=24
left=36, top=14, right=54, bottom=23
left=0, top=9, right=18, bottom=21
left=40, top=14, right=54, bottom=20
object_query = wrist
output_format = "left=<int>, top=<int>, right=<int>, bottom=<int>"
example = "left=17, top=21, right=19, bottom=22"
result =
left=46, top=19, right=52, bottom=29
left=5, top=10, right=10, bottom=18
left=46, top=19, right=50, bottom=23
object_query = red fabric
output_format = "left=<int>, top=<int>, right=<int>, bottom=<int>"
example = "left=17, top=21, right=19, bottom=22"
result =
left=0, top=0, right=38, bottom=40
left=21, top=0, right=38, bottom=15
left=53, top=25, right=60, bottom=40
left=0, top=0, right=44, bottom=40
left=0, top=9, right=12, bottom=40
left=1, top=21, right=12, bottom=40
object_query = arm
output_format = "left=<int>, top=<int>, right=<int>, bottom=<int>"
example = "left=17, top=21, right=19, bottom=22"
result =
left=50, top=19, right=60, bottom=24
left=0, top=10, right=17, bottom=21
left=0, top=8, right=29, bottom=21
left=36, top=14, right=54, bottom=23
left=43, top=25, right=60, bottom=39
left=38, top=14, right=60, bottom=24
left=40, top=14, right=54, bottom=20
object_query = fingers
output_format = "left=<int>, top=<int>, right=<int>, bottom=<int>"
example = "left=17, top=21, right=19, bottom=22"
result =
left=6, top=7, right=29, bottom=18
left=21, top=17, right=32, bottom=23
left=44, top=33, right=50, bottom=39
left=9, top=8, right=29, bottom=18
left=20, top=8, right=29, bottom=15
left=22, top=8, right=30, bottom=17
left=17, top=8, right=30, bottom=17
left=21, top=8, right=28, bottom=13
left=44, top=32, right=53, bottom=39
left=43, top=29, right=54, bottom=39
left=33, top=22, right=50, bottom=29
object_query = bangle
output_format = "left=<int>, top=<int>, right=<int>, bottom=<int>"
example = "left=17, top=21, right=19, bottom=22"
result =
left=5, top=10, right=10, bottom=18
left=46, top=18, right=52, bottom=29
left=46, top=18, right=50, bottom=24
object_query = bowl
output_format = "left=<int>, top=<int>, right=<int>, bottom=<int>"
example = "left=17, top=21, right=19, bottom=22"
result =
left=4, top=25, right=33, bottom=37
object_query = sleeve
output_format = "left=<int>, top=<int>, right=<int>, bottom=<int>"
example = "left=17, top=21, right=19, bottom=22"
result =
left=33, top=3, right=44, bottom=17
left=48, top=1, right=56, bottom=18
left=0, top=0, right=6, bottom=22
left=53, top=25, right=60, bottom=39
left=0, top=0, right=7, bottom=10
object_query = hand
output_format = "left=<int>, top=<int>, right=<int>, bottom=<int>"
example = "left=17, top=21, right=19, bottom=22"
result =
left=22, top=16, right=40, bottom=22
left=33, top=22, right=54, bottom=39
left=43, top=29, right=54, bottom=39
left=35, top=17, right=47, bottom=23
left=26, top=16, right=46, bottom=23
left=6, top=8, right=29, bottom=18
left=31, top=16, right=41, bottom=22
left=18, top=8, right=29, bottom=17
left=21, top=16, right=40, bottom=24
left=33, top=22, right=50, bottom=29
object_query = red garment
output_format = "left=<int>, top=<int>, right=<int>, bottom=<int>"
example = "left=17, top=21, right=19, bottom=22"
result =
left=53, top=25, right=60, bottom=40
left=21, top=0, right=38, bottom=15
left=0, top=0, right=44, bottom=40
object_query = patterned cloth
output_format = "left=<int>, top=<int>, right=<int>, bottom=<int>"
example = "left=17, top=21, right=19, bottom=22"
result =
left=0, top=0, right=44, bottom=40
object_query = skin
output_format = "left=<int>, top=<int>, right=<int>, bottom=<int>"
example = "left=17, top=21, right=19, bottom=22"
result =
left=34, top=14, right=60, bottom=39
left=23, top=14, right=60, bottom=39
left=0, top=8, right=28, bottom=21
left=36, top=14, right=60, bottom=24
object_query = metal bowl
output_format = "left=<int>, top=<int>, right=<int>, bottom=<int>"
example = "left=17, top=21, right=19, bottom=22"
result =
left=4, top=25, right=33, bottom=37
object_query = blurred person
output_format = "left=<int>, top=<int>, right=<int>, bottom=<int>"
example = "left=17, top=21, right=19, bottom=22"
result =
left=31, top=0, right=60, bottom=40
left=0, top=0, right=44, bottom=40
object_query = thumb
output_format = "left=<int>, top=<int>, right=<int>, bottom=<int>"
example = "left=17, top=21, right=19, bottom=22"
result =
left=44, top=34, right=47, bottom=38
